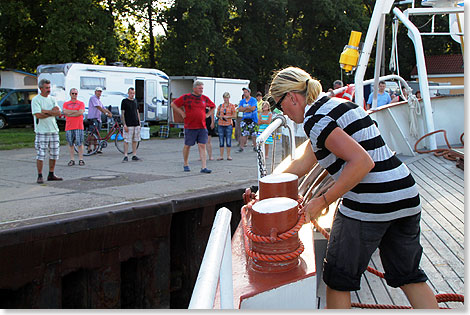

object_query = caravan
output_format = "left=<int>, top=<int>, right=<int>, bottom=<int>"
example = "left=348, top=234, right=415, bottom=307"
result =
left=168, top=76, right=250, bottom=129
left=36, top=63, right=169, bottom=122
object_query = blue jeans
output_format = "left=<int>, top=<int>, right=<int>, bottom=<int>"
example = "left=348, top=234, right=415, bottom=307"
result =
left=218, top=125, right=232, bottom=147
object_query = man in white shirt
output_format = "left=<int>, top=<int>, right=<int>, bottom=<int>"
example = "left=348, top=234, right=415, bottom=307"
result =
left=31, top=79, right=63, bottom=184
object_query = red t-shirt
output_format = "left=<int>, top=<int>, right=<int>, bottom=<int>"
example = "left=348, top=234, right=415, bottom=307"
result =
left=63, top=100, right=85, bottom=131
left=173, top=93, right=215, bottom=129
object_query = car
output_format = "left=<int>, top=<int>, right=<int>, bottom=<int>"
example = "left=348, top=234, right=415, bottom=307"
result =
left=0, top=88, right=38, bottom=129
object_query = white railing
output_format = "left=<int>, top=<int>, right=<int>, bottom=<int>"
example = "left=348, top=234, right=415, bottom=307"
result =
left=256, top=114, right=296, bottom=179
left=188, top=207, right=234, bottom=309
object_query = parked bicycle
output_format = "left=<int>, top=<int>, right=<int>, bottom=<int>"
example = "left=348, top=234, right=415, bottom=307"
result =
left=74, top=115, right=140, bottom=156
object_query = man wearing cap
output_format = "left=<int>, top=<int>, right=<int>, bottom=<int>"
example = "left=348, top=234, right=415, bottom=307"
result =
left=87, top=87, right=112, bottom=153
left=237, top=87, right=258, bottom=152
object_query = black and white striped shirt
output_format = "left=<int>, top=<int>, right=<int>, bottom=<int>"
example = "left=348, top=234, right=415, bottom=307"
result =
left=303, top=94, right=421, bottom=221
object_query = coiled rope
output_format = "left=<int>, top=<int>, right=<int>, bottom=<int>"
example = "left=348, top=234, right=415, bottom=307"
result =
left=414, top=129, right=464, bottom=161
left=241, top=199, right=305, bottom=262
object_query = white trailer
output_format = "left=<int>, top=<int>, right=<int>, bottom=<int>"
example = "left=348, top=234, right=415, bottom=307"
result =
left=168, top=76, right=250, bottom=129
left=36, top=63, right=169, bottom=122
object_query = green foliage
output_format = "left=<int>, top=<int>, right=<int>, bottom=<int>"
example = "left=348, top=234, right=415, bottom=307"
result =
left=0, top=0, right=461, bottom=93
left=0, top=127, right=67, bottom=150
left=159, top=0, right=242, bottom=76
left=0, top=0, right=119, bottom=72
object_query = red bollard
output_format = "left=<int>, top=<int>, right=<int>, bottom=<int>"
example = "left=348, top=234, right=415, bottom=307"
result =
left=251, top=197, right=301, bottom=272
left=258, top=173, right=298, bottom=201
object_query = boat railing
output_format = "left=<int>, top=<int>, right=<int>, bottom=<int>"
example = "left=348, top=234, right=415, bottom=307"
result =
left=354, top=0, right=463, bottom=151
left=255, top=114, right=296, bottom=179
left=188, top=207, right=234, bottom=309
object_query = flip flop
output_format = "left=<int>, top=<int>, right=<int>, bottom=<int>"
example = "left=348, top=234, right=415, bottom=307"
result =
left=227, top=157, right=233, bottom=161
left=217, top=157, right=224, bottom=160
left=68, top=160, right=75, bottom=166
left=79, top=160, right=85, bottom=166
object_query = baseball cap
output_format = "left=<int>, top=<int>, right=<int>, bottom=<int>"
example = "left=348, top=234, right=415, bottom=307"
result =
left=242, top=87, right=251, bottom=93
left=95, top=87, right=103, bottom=92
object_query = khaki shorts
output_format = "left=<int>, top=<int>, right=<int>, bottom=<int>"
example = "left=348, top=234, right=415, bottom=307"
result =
left=123, top=126, right=141, bottom=143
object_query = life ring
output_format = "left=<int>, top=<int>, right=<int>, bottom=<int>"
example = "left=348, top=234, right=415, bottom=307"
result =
left=341, top=84, right=355, bottom=101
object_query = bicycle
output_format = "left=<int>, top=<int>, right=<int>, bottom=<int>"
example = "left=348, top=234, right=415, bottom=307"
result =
left=75, top=115, right=140, bottom=156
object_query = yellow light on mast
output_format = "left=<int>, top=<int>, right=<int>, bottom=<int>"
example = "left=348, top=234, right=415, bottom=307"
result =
left=339, top=31, right=362, bottom=72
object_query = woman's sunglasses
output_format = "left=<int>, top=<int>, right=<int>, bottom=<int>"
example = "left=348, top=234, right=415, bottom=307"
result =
left=266, top=93, right=287, bottom=112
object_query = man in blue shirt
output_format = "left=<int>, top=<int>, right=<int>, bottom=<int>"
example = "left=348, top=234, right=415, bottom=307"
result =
left=366, top=81, right=391, bottom=109
left=237, top=87, right=258, bottom=152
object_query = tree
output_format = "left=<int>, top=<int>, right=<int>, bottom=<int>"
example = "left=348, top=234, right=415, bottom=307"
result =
left=286, top=0, right=370, bottom=87
left=158, top=0, right=242, bottom=77
left=0, top=0, right=119, bottom=72
left=229, top=0, right=292, bottom=93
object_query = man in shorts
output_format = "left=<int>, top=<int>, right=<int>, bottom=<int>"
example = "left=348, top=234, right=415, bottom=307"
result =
left=237, top=87, right=258, bottom=152
left=87, top=86, right=112, bottom=153
left=63, top=88, right=85, bottom=166
left=171, top=80, right=215, bottom=173
left=120, top=87, right=141, bottom=162
left=31, top=79, right=63, bottom=184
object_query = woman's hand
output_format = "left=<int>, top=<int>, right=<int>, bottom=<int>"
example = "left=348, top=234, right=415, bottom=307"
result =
left=303, top=197, right=326, bottom=223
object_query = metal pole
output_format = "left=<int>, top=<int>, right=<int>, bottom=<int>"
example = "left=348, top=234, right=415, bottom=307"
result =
left=354, top=0, right=396, bottom=107
left=188, top=207, right=232, bottom=309
left=219, top=227, right=234, bottom=309
left=371, top=14, right=386, bottom=110
left=393, top=7, right=437, bottom=150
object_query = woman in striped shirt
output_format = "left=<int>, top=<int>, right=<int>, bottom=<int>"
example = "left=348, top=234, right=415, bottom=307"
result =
left=268, top=67, right=438, bottom=309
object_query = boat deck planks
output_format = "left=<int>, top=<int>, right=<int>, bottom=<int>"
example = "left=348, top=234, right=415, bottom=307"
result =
left=319, top=153, right=464, bottom=309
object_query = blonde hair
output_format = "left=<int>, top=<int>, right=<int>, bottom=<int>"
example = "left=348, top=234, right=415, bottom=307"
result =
left=269, top=67, right=322, bottom=105
left=261, top=101, right=270, bottom=110
left=222, top=92, right=230, bottom=98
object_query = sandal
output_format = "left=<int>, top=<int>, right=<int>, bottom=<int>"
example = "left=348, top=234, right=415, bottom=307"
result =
left=217, top=157, right=224, bottom=160
left=68, top=160, right=75, bottom=166
left=227, top=157, right=233, bottom=161
left=79, top=160, right=85, bottom=166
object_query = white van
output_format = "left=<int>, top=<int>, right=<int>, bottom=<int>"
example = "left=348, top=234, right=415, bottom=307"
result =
left=36, top=63, right=169, bottom=122
left=168, top=76, right=250, bottom=128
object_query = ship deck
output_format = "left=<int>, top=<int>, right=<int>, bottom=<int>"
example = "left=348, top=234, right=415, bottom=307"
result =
left=318, top=153, right=465, bottom=309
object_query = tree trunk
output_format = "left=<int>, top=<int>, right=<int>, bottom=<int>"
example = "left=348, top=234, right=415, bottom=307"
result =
left=148, top=0, right=155, bottom=69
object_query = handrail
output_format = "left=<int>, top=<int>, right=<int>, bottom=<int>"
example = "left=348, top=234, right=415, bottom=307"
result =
left=393, top=7, right=437, bottom=150
left=255, top=114, right=296, bottom=179
left=188, top=207, right=233, bottom=309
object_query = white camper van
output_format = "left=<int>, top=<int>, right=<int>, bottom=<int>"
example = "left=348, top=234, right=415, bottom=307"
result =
left=168, top=76, right=250, bottom=129
left=36, top=63, right=169, bottom=122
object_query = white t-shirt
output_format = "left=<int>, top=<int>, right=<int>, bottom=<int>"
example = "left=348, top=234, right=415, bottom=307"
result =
left=31, top=94, right=59, bottom=133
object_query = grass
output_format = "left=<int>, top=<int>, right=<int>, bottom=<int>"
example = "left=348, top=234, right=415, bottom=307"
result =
left=0, top=127, right=68, bottom=150
left=0, top=124, right=184, bottom=150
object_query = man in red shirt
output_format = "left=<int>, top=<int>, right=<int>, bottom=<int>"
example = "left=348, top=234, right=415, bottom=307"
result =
left=171, top=81, right=215, bottom=173
left=63, top=88, right=86, bottom=166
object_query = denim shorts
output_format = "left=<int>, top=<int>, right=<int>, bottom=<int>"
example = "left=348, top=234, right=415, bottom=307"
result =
left=65, top=129, right=84, bottom=146
left=88, top=118, right=102, bottom=133
left=218, top=125, right=232, bottom=147
left=323, top=211, right=428, bottom=291
left=184, top=128, right=208, bottom=146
